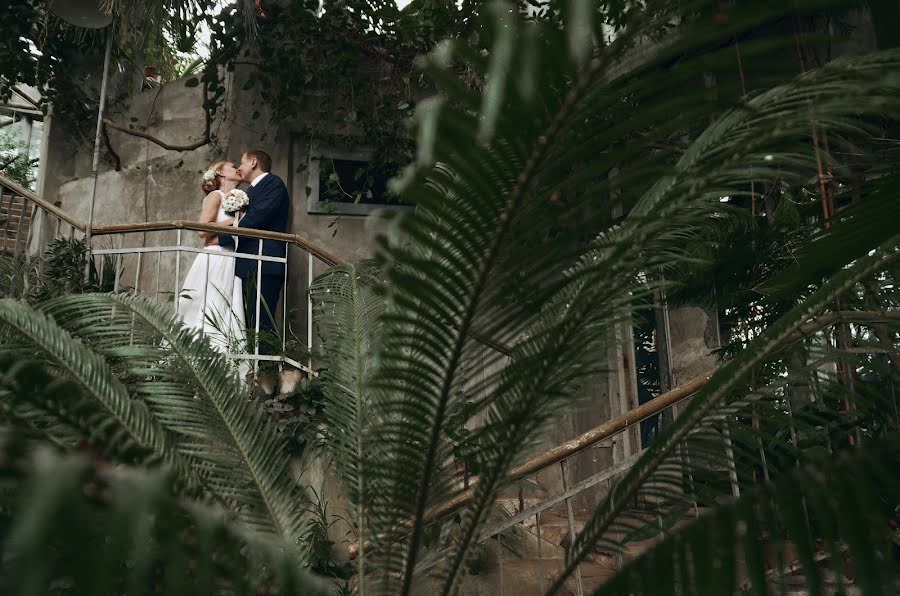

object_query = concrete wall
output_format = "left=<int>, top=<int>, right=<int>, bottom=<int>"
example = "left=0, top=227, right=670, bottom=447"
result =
left=41, top=67, right=396, bottom=326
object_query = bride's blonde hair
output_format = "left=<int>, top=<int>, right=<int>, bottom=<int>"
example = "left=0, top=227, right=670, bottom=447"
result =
left=201, top=160, right=229, bottom=193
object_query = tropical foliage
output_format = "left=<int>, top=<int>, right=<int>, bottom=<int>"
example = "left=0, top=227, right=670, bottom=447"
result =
left=1, top=1, right=899, bottom=595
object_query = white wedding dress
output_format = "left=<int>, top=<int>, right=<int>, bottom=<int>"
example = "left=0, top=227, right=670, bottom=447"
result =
left=178, top=191, right=247, bottom=356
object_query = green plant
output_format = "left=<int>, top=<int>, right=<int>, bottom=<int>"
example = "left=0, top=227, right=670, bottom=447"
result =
left=0, top=131, right=37, bottom=189
left=1, top=2, right=900, bottom=596
left=0, top=293, right=325, bottom=593
left=259, top=376, right=327, bottom=456
left=307, top=2, right=900, bottom=595
left=0, top=237, right=114, bottom=303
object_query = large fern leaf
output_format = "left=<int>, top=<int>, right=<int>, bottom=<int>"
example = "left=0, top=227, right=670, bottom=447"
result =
left=35, top=293, right=313, bottom=551
left=0, top=432, right=329, bottom=596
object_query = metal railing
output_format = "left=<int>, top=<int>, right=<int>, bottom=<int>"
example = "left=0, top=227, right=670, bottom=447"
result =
left=89, top=221, right=338, bottom=378
left=0, top=175, right=86, bottom=301
left=0, top=173, right=341, bottom=378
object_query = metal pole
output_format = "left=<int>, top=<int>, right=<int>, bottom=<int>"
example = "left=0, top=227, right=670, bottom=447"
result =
left=282, top=244, right=288, bottom=365
left=254, top=244, right=263, bottom=376
left=307, top=251, right=313, bottom=371
left=84, top=27, right=113, bottom=281
left=536, top=512, right=544, bottom=595
left=174, top=230, right=182, bottom=315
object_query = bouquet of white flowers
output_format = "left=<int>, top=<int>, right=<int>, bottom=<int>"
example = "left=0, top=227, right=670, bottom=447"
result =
left=222, top=189, right=250, bottom=215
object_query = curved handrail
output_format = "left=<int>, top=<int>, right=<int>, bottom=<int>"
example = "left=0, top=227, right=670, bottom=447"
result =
left=1, top=178, right=515, bottom=356
left=347, top=370, right=713, bottom=559
left=424, top=372, right=713, bottom=523
left=92, top=219, right=344, bottom=267
left=0, top=174, right=87, bottom=232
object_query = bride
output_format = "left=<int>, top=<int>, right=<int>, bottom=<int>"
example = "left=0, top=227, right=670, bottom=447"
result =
left=178, top=160, right=247, bottom=355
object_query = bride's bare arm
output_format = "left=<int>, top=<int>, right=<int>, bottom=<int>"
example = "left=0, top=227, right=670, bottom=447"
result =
left=196, top=191, right=222, bottom=240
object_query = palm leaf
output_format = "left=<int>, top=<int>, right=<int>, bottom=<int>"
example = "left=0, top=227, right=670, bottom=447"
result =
left=0, top=357, right=92, bottom=451
left=310, top=261, right=384, bottom=585
left=550, top=235, right=900, bottom=592
left=0, top=432, right=329, bottom=596
left=594, top=432, right=900, bottom=596
left=36, top=292, right=313, bottom=551
left=353, top=1, right=900, bottom=592
left=0, top=298, right=197, bottom=487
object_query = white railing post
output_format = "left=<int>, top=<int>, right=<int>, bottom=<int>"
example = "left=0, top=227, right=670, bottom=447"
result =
left=174, top=230, right=182, bottom=315
left=282, top=244, right=288, bottom=363
left=307, top=250, right=314, bottom=371
left=155, top=250, right=161, bottom=303
left=722, top=422, right=740, bottom=498
left=254, top=242, right=263, bottom=376
left=200, top=247, right=210, bottom=339
left=536, top=512, right=544, bottom=595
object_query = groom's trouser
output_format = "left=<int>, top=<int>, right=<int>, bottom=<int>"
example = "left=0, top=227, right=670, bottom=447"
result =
left=241, top=271, right=283, bottom=355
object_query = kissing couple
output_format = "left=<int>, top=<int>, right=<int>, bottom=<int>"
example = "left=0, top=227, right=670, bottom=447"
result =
left=177, top=149, right=290, bottom=364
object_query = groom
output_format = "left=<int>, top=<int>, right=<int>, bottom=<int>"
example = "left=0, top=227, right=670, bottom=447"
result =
left=218, top=149, right=290, bottom=353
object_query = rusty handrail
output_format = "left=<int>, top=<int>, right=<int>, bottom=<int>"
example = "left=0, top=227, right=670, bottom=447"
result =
left=0, top=174, right=87, bottom=232
left=424, top=371, right=713, bottom=523
left=348, top=370, right=713, bottom=559
left=91, top=219, right=344, bottom=267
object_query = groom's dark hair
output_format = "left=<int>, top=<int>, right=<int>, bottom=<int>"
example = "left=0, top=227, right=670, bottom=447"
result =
left=245, top=149, right=272, bottom=173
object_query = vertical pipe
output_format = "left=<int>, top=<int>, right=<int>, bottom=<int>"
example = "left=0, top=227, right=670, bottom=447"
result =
left=559, top=459, right=584, bottom=596
left=307, top=251, right=314, bottom=371
left=536, top=512, right=544, bottom=595
left=174, top=230, right=182, bottom=315
left=155, top=250, right=161, bottom=303
left=254, top=243, right=263, bottom=377
left=200, top=249, right=210, bottom=339
left=84, top=28, right=113, bottom=281
left=722, top=422, right=740, bottom=498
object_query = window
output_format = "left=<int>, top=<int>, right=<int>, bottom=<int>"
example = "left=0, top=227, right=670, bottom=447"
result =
left=305, top=145, right=413, bottom=215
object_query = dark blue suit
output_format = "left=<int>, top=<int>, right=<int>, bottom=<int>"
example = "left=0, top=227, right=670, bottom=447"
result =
left=219, top=173, right=290, bottom=345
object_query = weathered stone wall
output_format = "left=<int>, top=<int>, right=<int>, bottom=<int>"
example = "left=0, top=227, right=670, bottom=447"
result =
left=41, top=66, right=394, bottom=326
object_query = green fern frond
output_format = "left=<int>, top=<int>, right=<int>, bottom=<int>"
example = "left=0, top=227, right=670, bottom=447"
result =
left=0, top=299, right=196, bottom=487
left=0, top=358, right=85, bottom=450
left=36, top=293, right=313, bottom=552
left=551, top=237, right=900, bottom=592
left=311, top=261, right=384, bottom=583
left=358, top=2, right=900, bottom=592
left=0, top=433, right=329, bottom=596
left=594, top=433, right=900, bottom=596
